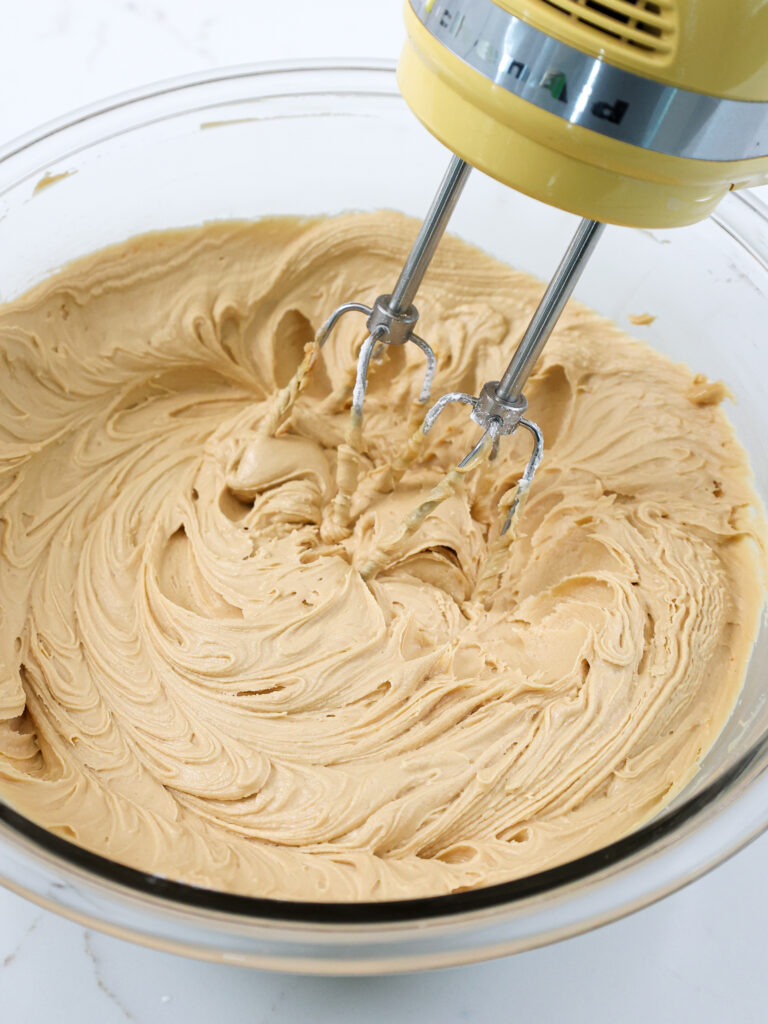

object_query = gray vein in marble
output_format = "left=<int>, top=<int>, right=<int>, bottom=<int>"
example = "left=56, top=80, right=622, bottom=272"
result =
left=2, top=913, right=43, bottom=969
left=83, top=931, right=134, bottom=1021
left=121, top=0, right=217, bottom=62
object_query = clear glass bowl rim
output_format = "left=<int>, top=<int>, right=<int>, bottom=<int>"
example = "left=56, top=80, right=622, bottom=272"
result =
left=0, top=57, right=766, bottom=933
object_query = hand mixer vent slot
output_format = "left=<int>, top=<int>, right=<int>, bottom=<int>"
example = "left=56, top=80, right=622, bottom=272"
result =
left=534, top=0, right=678, bottom=59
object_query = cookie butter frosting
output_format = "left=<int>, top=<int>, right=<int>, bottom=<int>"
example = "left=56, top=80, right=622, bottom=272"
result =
left=0, top=213, right=764, bottom=901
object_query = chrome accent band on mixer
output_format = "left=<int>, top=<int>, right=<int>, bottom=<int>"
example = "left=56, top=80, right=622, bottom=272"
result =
left=410, top=0, right=768, bottom=162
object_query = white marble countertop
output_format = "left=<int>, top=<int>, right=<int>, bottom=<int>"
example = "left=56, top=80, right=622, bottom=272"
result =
left=1, top=2, right=767, bottom=1021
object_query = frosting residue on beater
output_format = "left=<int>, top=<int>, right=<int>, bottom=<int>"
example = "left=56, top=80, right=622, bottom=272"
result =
left=0, top=213, right=764, bottom=901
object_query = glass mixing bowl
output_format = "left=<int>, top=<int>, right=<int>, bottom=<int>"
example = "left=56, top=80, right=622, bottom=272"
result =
left=1, top=60, right=767, bottom=975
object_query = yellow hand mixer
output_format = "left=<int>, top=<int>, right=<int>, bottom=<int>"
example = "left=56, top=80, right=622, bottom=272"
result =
left=293, top=0, right=768, bottom=560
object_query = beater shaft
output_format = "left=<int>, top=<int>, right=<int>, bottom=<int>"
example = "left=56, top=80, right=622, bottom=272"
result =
left=388, top=155, right=472, bottom=315
left=496, top=217, right=605, bottom=402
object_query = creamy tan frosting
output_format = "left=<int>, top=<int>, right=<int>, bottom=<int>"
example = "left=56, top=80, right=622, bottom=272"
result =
left=0, top=213, right=764, bottom=901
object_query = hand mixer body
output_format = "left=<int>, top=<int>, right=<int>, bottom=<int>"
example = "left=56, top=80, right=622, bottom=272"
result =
left=399, top=0, right=768, bottom=228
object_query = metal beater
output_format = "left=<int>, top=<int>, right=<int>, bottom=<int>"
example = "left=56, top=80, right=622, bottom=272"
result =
left=316, top=154, right=604, bottom=537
